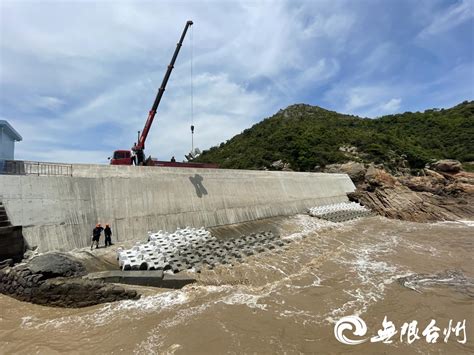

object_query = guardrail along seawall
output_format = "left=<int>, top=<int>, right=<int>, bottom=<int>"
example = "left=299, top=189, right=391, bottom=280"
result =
left=0, top=163, right=355, bottom=252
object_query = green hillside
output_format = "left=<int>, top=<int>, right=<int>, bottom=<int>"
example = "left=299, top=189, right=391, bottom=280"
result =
left=195, top=101, right=474, bottom=171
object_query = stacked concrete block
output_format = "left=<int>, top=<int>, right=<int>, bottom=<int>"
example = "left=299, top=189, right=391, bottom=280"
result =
left=117, top=228, right=293, bottom=274
left=118, top=227, right=212, bottom=272
left=308, top=202, right=373, bottom=222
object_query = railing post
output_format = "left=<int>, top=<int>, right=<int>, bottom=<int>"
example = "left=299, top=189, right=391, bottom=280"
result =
left=1, top=160, right=73, bottom=177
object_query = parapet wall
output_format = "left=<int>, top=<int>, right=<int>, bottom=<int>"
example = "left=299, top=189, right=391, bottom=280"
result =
left=0, top=164, right=355, bottom=252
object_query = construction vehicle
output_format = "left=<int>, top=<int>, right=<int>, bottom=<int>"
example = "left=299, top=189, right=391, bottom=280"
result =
left=109, top=20, right=218, bottom=169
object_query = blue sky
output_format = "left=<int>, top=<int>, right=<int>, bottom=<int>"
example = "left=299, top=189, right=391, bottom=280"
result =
left=1, top=0, right=473, bottom=163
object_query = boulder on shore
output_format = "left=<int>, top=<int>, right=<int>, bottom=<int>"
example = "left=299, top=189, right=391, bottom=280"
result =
left=27, top=252, right=86, bottom=279
left=0, top=252, right=140, bottom=308
left=431, top=159, right=462, bottom=173
left=324, top=161, right=366, bottom=182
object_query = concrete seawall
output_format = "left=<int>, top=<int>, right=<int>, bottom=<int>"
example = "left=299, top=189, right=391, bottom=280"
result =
left=0, top=164, right=355, bottom=252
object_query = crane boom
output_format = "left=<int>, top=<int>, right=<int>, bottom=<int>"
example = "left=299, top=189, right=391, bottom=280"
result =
left=137, top=20, right=193, bottom=150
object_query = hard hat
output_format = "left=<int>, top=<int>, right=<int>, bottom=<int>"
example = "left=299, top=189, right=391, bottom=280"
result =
left=97, top=223, right=101, bottom=227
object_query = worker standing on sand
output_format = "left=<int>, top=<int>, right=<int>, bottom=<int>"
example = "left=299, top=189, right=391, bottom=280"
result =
left=91, top=223, right=103, bottom=250
left=104, top=224, right=113, bottom=247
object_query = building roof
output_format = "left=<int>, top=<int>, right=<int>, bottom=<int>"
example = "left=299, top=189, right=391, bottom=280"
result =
left=0, top=120, right=22, bottom=141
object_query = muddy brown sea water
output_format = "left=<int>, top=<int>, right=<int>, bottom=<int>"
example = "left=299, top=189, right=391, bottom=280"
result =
left=0, top=216, right=472, bottom=354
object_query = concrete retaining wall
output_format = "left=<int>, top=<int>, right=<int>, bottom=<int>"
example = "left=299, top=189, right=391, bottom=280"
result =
left=0, top=164, right=355, bottom=252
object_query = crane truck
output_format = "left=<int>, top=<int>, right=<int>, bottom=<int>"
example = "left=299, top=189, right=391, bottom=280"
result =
left=109, top=20, right=218, bottom=169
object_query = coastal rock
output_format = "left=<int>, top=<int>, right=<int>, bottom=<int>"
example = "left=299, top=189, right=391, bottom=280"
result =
left=431, top=159, right=462, bottom=173
left=349, top=167, right=474, bottom=222
left=0, top=252, right=140, bottom=308
left=271, top=160, right=284, bottom=169
left=324, top=161, right=366, bottom=182
left=342, top=162, right=366, bottom=182
left=0, top=259, right=14, bottom=270
left=365, top=166, right=398, bottom=187
left=22, top=248, right=38, bottom=261
left=27, top=252, right=86, bottom=279
left=282, top=163, right=292, bottom=171
left=338, top=145, right=358, bottom=154
left=271, top=160, right=292, bottom=171
left=398, top=175, right=444, bottom=194
left=424, top=169, right=445, bottom=181
left=324, top=163, right=341, bottom=173
left=31, top=278, right=139, bottom=308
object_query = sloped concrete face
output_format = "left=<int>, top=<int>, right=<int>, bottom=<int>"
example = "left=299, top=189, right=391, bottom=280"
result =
left=0, top=164, right=355, bottom=252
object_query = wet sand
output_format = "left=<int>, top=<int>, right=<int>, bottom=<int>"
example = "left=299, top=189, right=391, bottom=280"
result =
left=0, top=216, right=473, bottom=354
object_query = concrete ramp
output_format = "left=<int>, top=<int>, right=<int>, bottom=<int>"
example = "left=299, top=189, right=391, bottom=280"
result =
left=84, top=270, right=196, bottom=289
left=0, top=164, right=355, bottom=252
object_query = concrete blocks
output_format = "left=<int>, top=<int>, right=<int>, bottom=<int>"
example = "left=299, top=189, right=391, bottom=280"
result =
left=308, top=202, right=373, bottom=222
left=207, top=241, right=220, bottom=249
left=118, top=226, right=297, bottom=274
left=229, top=249, right=243, bottom=258
left=234, top=239, right=246, bottom=247
left=184, top=255, right=200, bottom=264
left=139, top=262, right=148, bottom=270
left=221, top=241, right=235, bottom=250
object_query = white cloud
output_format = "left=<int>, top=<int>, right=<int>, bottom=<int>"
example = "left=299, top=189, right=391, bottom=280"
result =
left=379, top=98, right=402, bottom=114
left=418, top=0, right=474, bottom=38
left=296, top=58, right=340, bottom=87
left=17, top=147, right=109, bottom=165
left=303, top=13, right=356, bottom=40
left=33, top=96, right=65, bottom=111
left=324, top=84, right=405, bottom=117
left=361, top=42, right=400, bottom=74
left=145, top=72, right=274, bottom=161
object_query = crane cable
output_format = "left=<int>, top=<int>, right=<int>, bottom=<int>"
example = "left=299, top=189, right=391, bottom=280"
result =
left=190, top=24, right=194, bottom=154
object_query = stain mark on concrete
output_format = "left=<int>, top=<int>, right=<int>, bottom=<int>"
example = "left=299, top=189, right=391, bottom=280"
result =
left=189, top=174, right=208, bottom=198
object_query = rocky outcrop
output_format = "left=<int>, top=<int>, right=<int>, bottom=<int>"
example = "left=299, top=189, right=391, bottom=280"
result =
left=431, top=159, right=462, bottom=173
left=325, top=162, right=366, bottom=182
left=271, top=160, right=292, bottom=171
left=348, top=166, right=474, bottom=223
left=27, top=252, right=86, bottom=278
left=322, top=159, right=473, bottom=222
left=0, top=252, right=139, bottom=307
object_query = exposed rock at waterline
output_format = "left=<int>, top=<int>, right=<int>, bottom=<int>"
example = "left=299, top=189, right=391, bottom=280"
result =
left=0, top=252, right=139, bottom=308
left=348, top=166, right=474, bottom=222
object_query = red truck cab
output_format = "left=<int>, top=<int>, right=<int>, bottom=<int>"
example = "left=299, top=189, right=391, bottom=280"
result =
left=110, top=150, right=132, bottom=165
